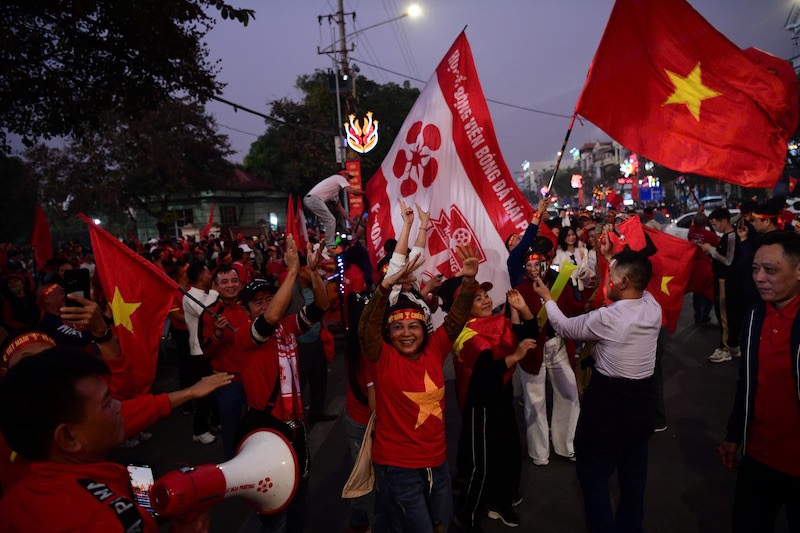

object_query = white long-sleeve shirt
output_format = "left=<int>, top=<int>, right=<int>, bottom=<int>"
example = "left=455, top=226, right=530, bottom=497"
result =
left=544, top=291, right=662, bottom=379
left=182, top=286, right=219, bottom=356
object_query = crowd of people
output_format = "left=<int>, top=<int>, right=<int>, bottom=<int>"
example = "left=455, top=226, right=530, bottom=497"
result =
left=0, top=188, right=798, bottom=532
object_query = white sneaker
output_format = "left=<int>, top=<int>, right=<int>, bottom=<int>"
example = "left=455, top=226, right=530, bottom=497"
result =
left=709, top=349, right=731, bottom=363
left=729, top=347, right=741, bottom=358
left=193, top=432, right=216, bottom=445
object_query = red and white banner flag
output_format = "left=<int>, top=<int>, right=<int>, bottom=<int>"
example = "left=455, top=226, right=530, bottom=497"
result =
left=366, top=32, right=533, bottom=307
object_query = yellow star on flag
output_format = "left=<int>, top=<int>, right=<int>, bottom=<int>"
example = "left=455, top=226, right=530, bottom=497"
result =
left=403, top=371, right=444, bottom=429
left=110, top=287, right=141, bottom=333
left=661, top=276, right=674, bottom=296
left=663, top=63, right=721, bottom=121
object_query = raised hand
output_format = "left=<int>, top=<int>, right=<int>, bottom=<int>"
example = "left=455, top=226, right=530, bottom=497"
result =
left=416, top=203, right=430, bottom=227
left=284, top=234, right=299, bottom=273
left=399, top=199, right=415, bottom=225
left=455, top=244, right=480, bottom=281
left=306, top=242, right=322, bottom=271
left=380, top=253, right=424, bottom=290
left=506, top=289, right=526, bottom=312
left=61, top=293, right=108, bottom=337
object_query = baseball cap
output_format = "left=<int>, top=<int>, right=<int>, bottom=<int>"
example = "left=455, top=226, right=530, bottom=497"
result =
left=239, top=279, right=279, bottom=305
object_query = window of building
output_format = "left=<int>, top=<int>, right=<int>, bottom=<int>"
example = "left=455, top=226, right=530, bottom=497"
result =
left=171, top=208, right=194, bottom=226
left=220, top=205, right=238, bottom=226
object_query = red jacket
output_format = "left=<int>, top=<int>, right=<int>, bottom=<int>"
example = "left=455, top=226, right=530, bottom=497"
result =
left=0, top=461, right=158, bottom=532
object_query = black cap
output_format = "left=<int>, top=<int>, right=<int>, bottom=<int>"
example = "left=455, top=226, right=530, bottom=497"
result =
left=239, top=279, right=278, bottom=305
left=754, top=196, right=786, bottom=218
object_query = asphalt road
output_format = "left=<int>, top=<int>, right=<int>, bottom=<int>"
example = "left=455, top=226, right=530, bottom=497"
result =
left=110, top=295, right=791, bottom=532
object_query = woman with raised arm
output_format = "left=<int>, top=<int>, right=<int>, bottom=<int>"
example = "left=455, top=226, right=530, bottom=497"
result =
left=358, top=245, right=480, bottom=533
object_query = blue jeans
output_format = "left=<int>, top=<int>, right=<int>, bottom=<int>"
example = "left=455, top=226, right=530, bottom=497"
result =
left=374, top=461, right=452, bottom=533
left=345, top=414, right=381, bottom=530
left=214, top=381, right=246, bottom=460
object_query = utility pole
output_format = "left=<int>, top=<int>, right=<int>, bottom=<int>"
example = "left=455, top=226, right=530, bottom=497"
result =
left=336, top=0, right=350, bottom=78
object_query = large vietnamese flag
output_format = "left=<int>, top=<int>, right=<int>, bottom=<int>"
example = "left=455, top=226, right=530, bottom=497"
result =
left=575, top=0, right=799, bottom=189
left=366, top=32, right=534, bottom=312
left=79, top=214, right=178, bottom=396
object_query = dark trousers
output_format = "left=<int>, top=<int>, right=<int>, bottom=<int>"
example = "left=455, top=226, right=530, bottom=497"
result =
left=713, top=277, right=742, bottom=350
left=575, top=372, right=655, bottom=533
left=187, top=355, right=219, bottom=436
left=733, top=455, right=800, bottom=533
left=692, top=293, right=713, bottom=323
left=298, top=339, right=328, bottom=415
left=456, top=402, right=521, bottom=526
left=576, top=440, right=649, bottom=533
left=171, top=327, right=192, bottom=389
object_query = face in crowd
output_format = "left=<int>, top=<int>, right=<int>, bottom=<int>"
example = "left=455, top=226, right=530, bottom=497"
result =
left=470, top=286, right=493, bottom=318
left=387, top=309, right=426, bottom=358
left=244, top=290, right=274, bottom=319
left=216, top=270, right=241, bottom=301
left=752, top=243, right=800, bottom=308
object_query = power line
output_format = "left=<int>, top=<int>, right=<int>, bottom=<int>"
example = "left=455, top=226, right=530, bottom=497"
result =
left=218, top=123, right=261, bottom=137
left=349, top=56, right=574, bottom=119
left=210, top=95, right=338, bottom=136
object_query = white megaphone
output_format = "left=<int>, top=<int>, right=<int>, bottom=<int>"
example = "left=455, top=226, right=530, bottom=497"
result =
left=150, top=429, right=298, bottom=517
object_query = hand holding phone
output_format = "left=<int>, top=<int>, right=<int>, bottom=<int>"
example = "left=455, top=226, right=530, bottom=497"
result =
left=63, top=269, right=90, bottom=307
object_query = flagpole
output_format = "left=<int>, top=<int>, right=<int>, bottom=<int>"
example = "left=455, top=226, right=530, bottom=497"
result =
left=178, top=287, right=236, bottom=331
left=546, top=113, right=577, bottom=194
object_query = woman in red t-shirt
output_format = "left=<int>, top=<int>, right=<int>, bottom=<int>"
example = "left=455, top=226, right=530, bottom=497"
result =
left=358, top=247, right=480, bottom=533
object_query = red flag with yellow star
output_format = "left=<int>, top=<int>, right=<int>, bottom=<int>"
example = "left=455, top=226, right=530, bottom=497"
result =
left=79, top=214, right=179, bottom=396
left=575, top=0, right=799, bottom=189
left=608, top=216, right=695, bottom=332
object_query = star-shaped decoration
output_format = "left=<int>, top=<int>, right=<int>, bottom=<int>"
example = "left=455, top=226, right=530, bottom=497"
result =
left=661, top=276, right=674, bottom=296
left=403, top=370, right=444, bottom=429
left=110, top=287, right=141, bottom=333
left=663, top=63, right=721, bottom=121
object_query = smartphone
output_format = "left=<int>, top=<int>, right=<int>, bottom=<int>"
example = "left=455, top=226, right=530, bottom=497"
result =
left=63, top=268, right=90, bottom=307
left=126, top=463, right=158, bottom=517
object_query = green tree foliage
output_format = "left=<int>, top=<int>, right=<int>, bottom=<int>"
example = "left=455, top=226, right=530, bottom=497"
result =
left=23, top=99, right=234, bottom=235
left=0, top=156, right=38, bottom=243
left=244, top=72, right=420, bottom=194
left=0, top=0, right=254, bottom=152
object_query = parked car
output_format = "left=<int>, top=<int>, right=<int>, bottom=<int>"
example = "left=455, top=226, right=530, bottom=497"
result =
left=697, top=195, right=726, bottom=209
left=664, top=209, right=741, bottom=241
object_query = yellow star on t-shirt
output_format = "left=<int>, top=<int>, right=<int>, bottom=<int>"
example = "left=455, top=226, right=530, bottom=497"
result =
left=663, top=63, right=721, bottom=121
left=110, top=287, right=141, bottom=333
left=403, top=370, right=444, bottom=429
left=661, top=276, right=674, bottom=296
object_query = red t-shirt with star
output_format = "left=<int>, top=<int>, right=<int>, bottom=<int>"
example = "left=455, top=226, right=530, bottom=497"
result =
left=372, top=327, right=452, bottom=469
left=240, top=316, right=305, bottom=422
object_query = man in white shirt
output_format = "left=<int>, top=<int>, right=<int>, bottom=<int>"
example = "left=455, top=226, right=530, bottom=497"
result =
left=181, top=261, right=220, bottom=444
left=305, top=171, right=366, bottom=253
left=533, top=243, right=662, bottom=533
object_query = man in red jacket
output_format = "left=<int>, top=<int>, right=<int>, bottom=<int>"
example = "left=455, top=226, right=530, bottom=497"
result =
left=0, top=348, right=231, bottom=532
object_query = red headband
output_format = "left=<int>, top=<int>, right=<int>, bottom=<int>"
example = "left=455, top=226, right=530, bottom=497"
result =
left=41, top=284, right=61, bottom=297
left=526, top=253, right=546, bottom=263
left=2, top=332, right=56, bottom=368
left=386, top=308, right=426, bottom=324
left=752, top=211, right=782, bottom=220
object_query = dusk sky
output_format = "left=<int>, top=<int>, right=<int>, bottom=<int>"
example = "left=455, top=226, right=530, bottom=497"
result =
left=203, top=0, right=797, bottom=179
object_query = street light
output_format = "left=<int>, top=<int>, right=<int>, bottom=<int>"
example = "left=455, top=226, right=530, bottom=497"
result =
left=318, top=4, right=422, bottom=166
